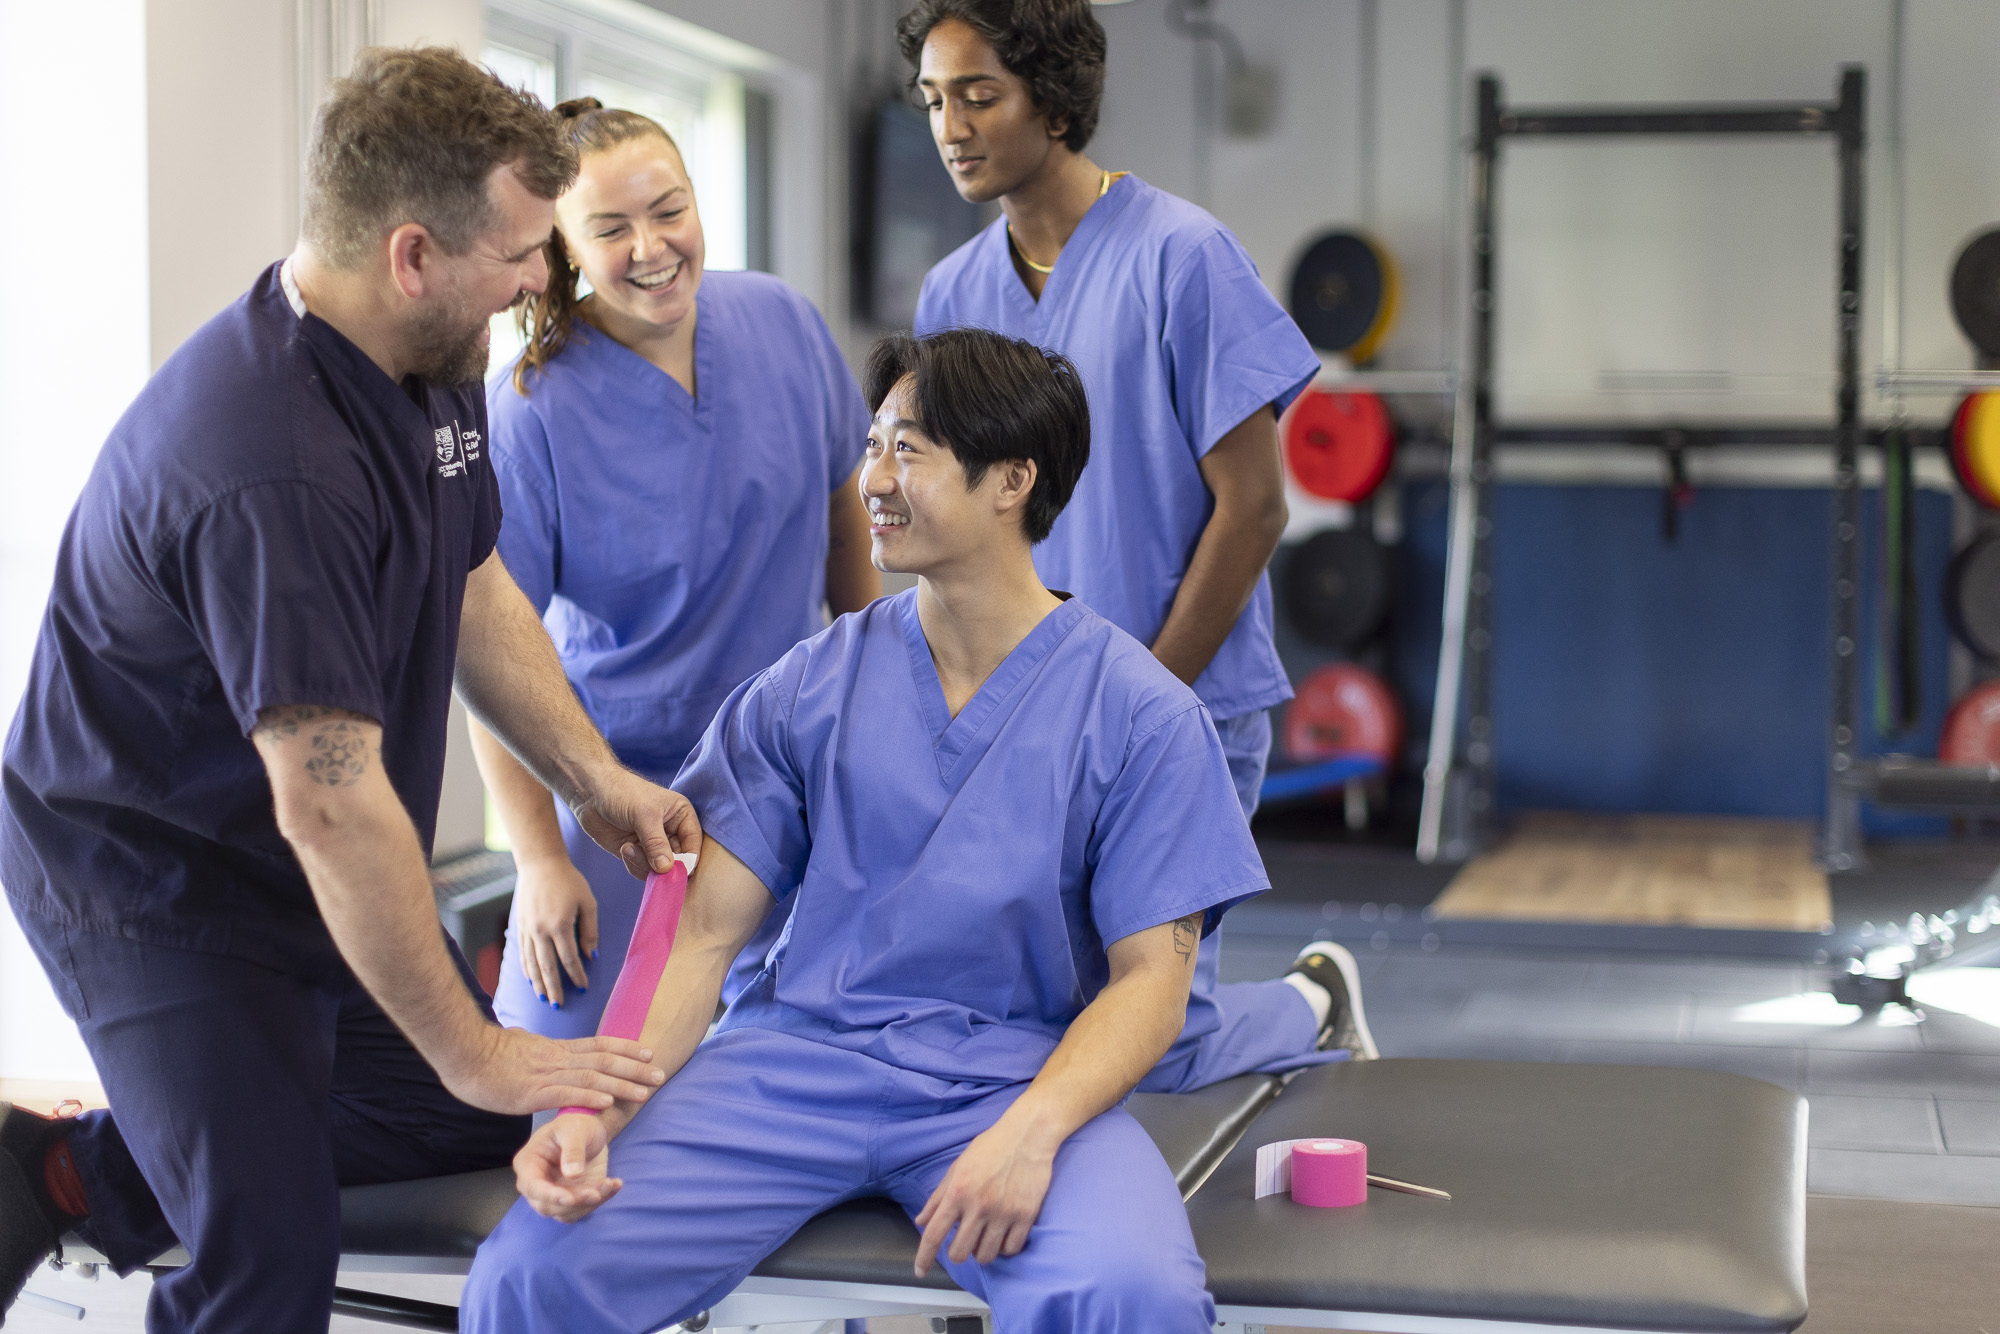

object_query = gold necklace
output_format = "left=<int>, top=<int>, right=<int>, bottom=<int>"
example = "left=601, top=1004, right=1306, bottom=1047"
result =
left=1009, top=171, right=1113, bottom=275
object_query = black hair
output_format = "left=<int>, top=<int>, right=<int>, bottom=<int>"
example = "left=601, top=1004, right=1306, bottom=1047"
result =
left=863, top=328, right=1089, bottom=545
left=895, top=0, right=1107, bottom=153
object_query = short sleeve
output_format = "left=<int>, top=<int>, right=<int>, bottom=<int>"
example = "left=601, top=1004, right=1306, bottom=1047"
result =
left=671, top=649, right=813, bottom=902
left=173, top=481, right=386, bottom=735
left=1085, top=703, right=1269, bottom=946
left=1162, top=231, right=1323, bottom=459
left=467, top=397, right=502, bottom=572
left=486, top=387, right=560, bottom=614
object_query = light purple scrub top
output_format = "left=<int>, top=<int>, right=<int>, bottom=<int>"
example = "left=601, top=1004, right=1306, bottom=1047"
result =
left=915, top=174, right=1320, bottom=722
left=487, top=270, right=868, bottom=780
left=675, top=590, right=1269, bottom=1085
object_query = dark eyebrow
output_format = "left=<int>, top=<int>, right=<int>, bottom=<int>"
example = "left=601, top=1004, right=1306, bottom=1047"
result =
left=872, top=415, right=924, bottom=436
left=583, top=188, right=686, bottom=223
left=917, top=73, right=1002, bottom=90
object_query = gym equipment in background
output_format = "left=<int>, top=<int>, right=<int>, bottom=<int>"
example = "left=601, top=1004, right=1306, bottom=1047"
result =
left=1261, top=663, right=1402, bottom=810
left=1876, top=421, right=1921, bottom=734
left=1287, top=230, right=1400, bottom=364
left=1281, top=387, right=1394, bottom=503
left=1949, top=392, right=2000, bottom=507
left=1945, top=532, right=2000, bottom=660
left=1419, top=68, right=1889, bottom=869
left=1282, top=663, right=1402, bottom=767
left=1940, top=680, right=2000, bottom=767
left=1281, top=528, right=1390, bottom=650
left=1950, top=227, right=2000, bottom=361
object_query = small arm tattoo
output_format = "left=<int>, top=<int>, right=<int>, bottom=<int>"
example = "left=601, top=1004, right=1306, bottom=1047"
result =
left=1172, top=912, right=1201, bottom=963
left=254, top=706, right=376, bottom=787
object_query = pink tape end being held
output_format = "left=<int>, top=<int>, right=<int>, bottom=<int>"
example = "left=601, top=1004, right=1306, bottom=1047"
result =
left=560, top=862, right=688, bottom=1117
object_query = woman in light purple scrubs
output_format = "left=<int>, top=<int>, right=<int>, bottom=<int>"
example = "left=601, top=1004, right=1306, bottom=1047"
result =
left=472, top=100, right=878, bottom=1036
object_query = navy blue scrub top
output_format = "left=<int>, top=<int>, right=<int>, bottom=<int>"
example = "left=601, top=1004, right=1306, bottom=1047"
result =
left=0, top=261, right=500, bottom=979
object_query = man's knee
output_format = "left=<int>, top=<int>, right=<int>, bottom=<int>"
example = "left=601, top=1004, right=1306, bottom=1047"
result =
left=463, top=1217, right=583, bottom=1333
left=991, top=1243, right=1212, bottom=1333
left=1087, top=1246, right=1211, bottom=1326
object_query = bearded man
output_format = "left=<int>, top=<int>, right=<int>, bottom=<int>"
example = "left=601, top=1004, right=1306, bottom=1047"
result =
left=0, top=47, right=693, bottom=1332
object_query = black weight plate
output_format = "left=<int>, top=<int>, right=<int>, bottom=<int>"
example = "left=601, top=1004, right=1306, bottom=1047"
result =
left=1951, top=229, right=2000, bottom=359
left=1289, top=232, right=1385, bottom=355
left=1946, top=533, right=2000, bottom=661
left=1281, top=528, right=1390, bottom=650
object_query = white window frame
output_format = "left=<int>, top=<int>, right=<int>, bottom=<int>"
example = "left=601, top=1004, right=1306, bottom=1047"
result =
left=484, top=0, right=812, bottom=283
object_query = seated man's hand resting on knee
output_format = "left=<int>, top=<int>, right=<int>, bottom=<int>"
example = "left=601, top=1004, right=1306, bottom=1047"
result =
left=912, top=910, right=1199, bottom=1274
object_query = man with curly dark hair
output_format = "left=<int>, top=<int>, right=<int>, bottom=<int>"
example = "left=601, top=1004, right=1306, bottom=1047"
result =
left=900, top=0, right=1378, bottom=1095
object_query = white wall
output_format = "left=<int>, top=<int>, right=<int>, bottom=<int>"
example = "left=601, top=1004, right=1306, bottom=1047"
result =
left=1090, top=0, right=2000, bottom=429
left=0, top=0, right=153, bottom=1085
left=0, top=0, right=485, bottom=1084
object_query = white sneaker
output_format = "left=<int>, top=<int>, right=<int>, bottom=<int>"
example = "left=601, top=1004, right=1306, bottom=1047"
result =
left=1287, top=941, right=1379, bottom=1059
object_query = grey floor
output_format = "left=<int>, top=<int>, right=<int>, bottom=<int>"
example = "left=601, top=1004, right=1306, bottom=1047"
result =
left=1219, top=904, right=2000, bottom=1208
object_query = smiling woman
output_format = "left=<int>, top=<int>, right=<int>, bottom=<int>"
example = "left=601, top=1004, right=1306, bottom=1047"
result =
left=480, top=0, right=766, bottom=369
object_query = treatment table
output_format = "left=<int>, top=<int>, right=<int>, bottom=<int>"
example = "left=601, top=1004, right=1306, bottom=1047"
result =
left=54, top=1059, right=1808, bottom=1333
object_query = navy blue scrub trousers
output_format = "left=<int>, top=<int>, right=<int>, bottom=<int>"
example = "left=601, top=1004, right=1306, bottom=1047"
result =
left=15, top=914, right=527, bottom=1333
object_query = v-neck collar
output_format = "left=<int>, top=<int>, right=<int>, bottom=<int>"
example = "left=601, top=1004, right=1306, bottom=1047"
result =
left=1001, top=172, right=1138, bottom=322
left=280, top=267, right=439, bottom=441
left=898, top=592, right=1089, bottom=781
left=577, top=304, right=709, bottom=426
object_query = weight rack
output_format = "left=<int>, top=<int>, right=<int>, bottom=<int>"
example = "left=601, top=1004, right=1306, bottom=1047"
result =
left=1417, top=68, right=1873, bottom=866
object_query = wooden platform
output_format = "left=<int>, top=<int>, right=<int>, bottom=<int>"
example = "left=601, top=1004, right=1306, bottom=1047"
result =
left=1431, top=812, right=1833, bottom=932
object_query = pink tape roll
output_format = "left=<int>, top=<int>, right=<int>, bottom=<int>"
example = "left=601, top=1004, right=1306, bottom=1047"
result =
left=560, top=863, right=688, bottom=1117
left=1291, top=1138, right=1367, bottom=1207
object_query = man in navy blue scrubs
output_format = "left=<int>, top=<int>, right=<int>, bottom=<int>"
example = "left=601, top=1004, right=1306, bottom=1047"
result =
left=0, top=48, right=689, bottom=1331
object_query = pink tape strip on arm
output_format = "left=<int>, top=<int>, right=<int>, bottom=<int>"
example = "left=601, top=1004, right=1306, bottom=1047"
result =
left=560, top=862, right=688, bottom=1117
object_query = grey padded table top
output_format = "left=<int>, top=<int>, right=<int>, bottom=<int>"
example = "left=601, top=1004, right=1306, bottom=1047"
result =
left=332, top=1060, right=1807, bottom=1332
left=334, top=1071, right=1281, bottom=1288
left=1189, top=1060, right=1808, bottom=1333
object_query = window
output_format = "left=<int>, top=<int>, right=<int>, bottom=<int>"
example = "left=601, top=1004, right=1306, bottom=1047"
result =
left=482, top=0, right=769, bottom=367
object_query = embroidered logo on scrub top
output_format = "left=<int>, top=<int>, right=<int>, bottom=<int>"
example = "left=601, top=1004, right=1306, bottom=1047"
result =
left=434, top=423, right=475, bottom=479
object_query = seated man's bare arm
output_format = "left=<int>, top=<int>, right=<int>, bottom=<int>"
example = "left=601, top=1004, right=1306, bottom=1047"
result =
left=913, top=911, right=1202, bottom=1275
left=512, top=834, right=777, bottom=1221
left=253, top=705, right=663, bottom=1115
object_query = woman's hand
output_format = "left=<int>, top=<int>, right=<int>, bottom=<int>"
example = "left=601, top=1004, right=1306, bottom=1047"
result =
left=514, top=1112, right=621, bottom=1222
left=514, top=854, right=598, bottom=1006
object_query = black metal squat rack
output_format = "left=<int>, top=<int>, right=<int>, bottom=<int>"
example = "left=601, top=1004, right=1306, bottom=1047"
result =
left=1416, top=68, right=1877, bottom=867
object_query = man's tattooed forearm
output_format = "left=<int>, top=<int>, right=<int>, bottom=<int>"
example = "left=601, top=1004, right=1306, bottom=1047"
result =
left=254, top=706, right=375, bottom=787
left=1173, top=912, right=1200, bottom=962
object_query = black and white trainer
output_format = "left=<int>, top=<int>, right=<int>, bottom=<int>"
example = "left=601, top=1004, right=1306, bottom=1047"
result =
left=1287, top=941, right=1379, bottom=1059
left=0, top=1102, right=87, bottom=1326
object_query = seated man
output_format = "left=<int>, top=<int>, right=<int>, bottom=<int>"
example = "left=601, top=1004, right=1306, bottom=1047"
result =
left=463, top=328, right=1272, bottom=1333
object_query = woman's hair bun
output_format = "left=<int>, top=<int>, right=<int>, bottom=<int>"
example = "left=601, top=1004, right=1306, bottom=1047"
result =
left=553, top=96, right=604, bottom=119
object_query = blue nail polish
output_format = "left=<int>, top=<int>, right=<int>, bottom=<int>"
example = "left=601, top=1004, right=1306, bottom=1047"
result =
left=591, top=949, right=600, bottom=960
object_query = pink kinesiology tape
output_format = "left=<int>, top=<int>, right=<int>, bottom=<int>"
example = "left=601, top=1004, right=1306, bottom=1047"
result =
left=561, top=863, right=688, bottom=1117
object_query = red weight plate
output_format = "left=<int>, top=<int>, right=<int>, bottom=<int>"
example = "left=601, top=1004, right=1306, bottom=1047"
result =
left=1941, top=681, right=2000, bottom=766
left=1283, top=388, right=1394, bottom=503
left=1282, top=663, right=1403, bottom=766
